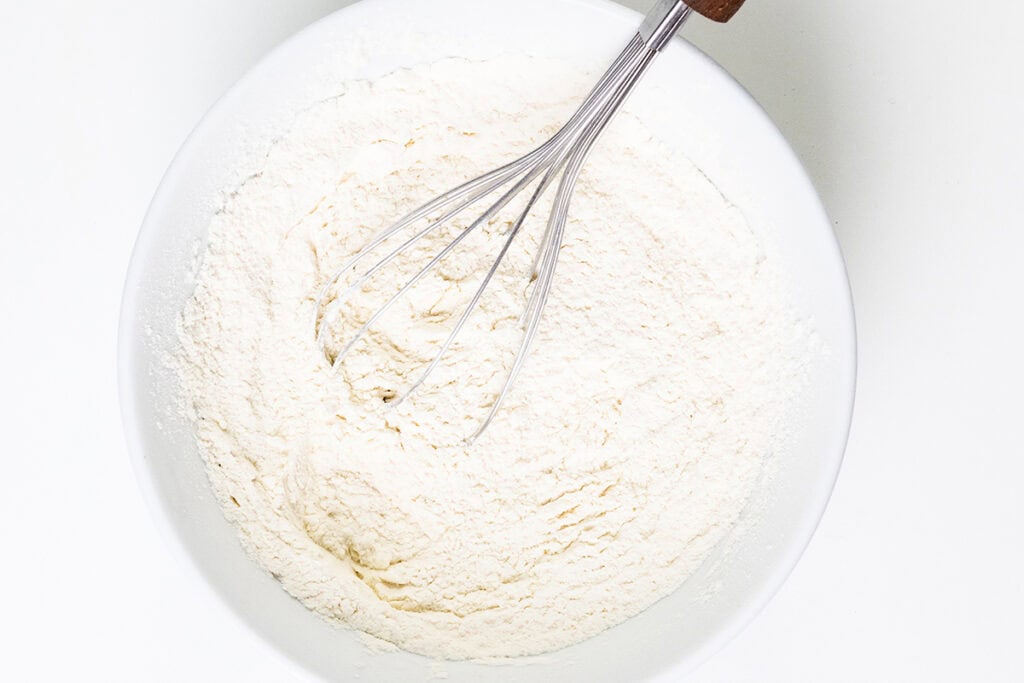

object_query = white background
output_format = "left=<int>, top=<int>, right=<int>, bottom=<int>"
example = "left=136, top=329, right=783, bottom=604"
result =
left=1, top=0, right=1022, bottom=680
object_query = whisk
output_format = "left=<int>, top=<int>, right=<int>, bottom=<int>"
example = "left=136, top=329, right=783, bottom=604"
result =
left=315, top=0, right=747, bottom=439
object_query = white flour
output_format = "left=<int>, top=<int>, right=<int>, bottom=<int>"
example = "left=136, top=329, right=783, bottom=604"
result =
left=177, top=56, right=806, bottom=660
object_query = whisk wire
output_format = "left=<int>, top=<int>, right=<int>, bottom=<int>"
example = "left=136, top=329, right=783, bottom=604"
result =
left=474, top=48, right=662, bottom=441
left=396, top=172, right=556, bottom=406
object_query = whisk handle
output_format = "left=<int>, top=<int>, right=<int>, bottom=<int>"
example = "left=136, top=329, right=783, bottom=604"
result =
left=684, top=0, right=747, bottom=22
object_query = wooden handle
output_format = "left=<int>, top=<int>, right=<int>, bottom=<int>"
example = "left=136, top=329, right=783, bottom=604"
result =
left=684, top=0, right=747, bottom=22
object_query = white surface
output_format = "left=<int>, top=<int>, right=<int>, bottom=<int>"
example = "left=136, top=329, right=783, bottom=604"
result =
left=0, top=0, right=1021, bottom=680
left=119, top=0, right=853, bottom=678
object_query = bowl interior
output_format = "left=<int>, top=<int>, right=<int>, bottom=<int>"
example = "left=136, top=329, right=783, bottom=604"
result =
left=119, top=0, right=855, bottom=680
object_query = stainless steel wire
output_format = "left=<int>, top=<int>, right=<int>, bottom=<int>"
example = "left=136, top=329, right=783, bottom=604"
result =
left=314, top=1, right=694, bottom=440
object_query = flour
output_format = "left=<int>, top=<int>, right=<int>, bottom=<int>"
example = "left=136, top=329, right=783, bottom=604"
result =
left=176, top=55, right=807, bottom=660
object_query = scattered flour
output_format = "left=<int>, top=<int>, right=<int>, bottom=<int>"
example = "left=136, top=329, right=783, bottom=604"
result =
left=176, top=55, right=807, bottom=660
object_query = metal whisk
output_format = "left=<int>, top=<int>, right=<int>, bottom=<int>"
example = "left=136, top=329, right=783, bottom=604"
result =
left=315, top=0, right=747, bottom=439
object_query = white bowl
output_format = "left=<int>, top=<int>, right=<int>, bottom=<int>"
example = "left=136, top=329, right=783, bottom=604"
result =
left=118, top=0, right=856, bottom=679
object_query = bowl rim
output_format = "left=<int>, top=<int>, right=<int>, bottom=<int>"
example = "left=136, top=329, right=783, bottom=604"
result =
left=118, top=0, right=857, bottom=679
